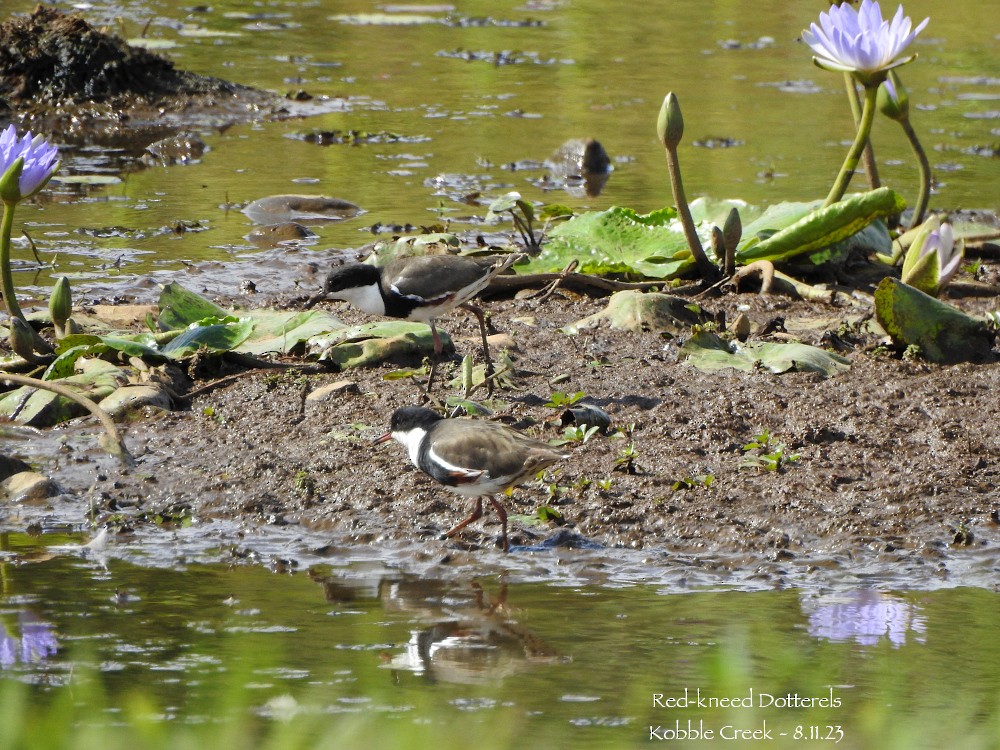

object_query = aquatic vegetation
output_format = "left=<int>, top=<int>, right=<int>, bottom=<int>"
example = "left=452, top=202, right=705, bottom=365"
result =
left=802, top=0, right=927, bottom=81
left=803, top=1, right=929, bottom=206
left=900, top=216, right=964, bottom=297
left=656, top=93, right=717, bottom=280
left=877, top=71, right=931, bottom=228
left=740, top=430, right=800, bottom=472
left=0, top=125, right=59, bottom=346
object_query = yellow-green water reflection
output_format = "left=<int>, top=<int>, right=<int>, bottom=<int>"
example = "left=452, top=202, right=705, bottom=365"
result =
left=1, top=537, right=999, bottom=749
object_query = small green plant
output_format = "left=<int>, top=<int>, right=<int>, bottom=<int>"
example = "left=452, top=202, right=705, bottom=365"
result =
left=961, top=258, right=981, bottom=276
left=613, top=442, right=639, bottom=473
left=741, top=429, right=799, bottom=472
left=536, top=505, right=564, bottom=523
left=596, top=477, right=614, bottom=492
left=609, top=422, right=636, bottom=441
left=672, top=474, right=715, bottom=491
left=544, top=390, right=585, bottom=408
left=294, top=470, right=317, bottom=499
left=550, top=423, right=601, bottom=446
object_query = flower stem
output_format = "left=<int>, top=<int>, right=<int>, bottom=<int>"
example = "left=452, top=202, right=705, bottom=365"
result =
left=843, top=73, right=881, bottom=190
left=824, top=83, right=879, bottom=208
left=900, top=117, right=931, bottom=229
left=1, top=200, right=54, bottom=355
left=664, top=145, right=718, bottom=281
left=0, top=200, right=26, bottom=323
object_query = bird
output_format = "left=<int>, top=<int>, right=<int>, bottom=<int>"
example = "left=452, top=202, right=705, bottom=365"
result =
left=306, top=253, right=518, bottom=392
left=375, top=406, right=569, bottom=552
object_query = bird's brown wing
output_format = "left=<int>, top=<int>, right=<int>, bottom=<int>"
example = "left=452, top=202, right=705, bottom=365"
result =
left=388, top=256, right=493, bottom=303
left=431, top=420, right=568, bottom=486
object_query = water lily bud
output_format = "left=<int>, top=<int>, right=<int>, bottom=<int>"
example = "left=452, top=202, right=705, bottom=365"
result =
left=901, top=215, right=964, bottom=296
left=723, top=206, right=742, bottom=253
left=8, top=316, right=37, bottom=362
left=0, top=157, right=25, bottom=204
left=49, top=276, right=72, bottom=334
left=657, top=93, right=684, bottom=150
left=877, top=71, right=910, bottom=122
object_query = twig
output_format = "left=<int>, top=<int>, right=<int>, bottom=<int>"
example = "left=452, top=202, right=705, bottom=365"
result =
left=528, top=260, right=579, bottom=301
left=0, top=373, right=134, bottom=466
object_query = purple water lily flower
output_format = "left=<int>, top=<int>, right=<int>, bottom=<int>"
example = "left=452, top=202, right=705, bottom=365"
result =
left=0, top=612, right=58, bottom=669
left=804, top=590, right=926, bottom=648
left=0, top=124, right=60, bottom=203
left=803, top=1, right=929, bottom=84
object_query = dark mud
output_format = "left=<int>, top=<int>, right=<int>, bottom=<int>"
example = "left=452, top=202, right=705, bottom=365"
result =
left=0, top=5, right=298, bottom=134
left=8, top=252, right=999, bottom=592
left=1, top=5, right=997, bottom=591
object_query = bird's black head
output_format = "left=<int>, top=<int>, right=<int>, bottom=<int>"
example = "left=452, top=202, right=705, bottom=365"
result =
left=389, top=406, right=444, bottom=433
left=322, top=263, right=382, bottom=294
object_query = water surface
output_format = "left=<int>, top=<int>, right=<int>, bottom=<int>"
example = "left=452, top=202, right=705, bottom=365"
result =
left=2, top=0, right=998, bottom=298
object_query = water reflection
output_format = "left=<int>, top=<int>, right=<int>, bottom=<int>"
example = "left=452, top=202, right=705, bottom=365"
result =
left=802, top=590, right=927, bottom=647
left=313, top=571, right=564, bottom=684
left=0, top=611, right=58, bottom=669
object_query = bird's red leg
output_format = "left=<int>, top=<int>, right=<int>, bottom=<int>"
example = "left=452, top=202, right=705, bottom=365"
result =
left=445, top=497, right=483, bottom=538
left=487, top=497, right=509, bottom=552
left=460, top=302, right=495, bottom=395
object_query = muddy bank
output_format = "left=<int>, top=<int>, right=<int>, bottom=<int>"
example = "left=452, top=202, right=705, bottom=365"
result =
left=0, top=5, right=290, bottom=130
left=7, top=263, right=998, bottom=591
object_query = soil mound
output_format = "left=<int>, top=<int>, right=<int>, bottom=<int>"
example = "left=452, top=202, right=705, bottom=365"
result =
left=0, top=5, right=277, bottom=124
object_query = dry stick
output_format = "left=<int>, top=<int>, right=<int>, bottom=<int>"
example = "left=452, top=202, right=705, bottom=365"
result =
left=0, top=373, right=134, bottom=466
left=489, top=272, right=665, bottom=295
left=528, top=260, right=579, bottom=301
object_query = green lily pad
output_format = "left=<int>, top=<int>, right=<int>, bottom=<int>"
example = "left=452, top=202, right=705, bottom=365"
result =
left=873, top=278, right=996, bottom=364
left=238, top=309, right=345, bottom=356
left=680, top=330, right=851, bottom=376
left=563, top=290, right=714, bottom=335
left=45, top=334, right=167, bottom=380
left=311, top=321, right=446, bottom=368
left=519, top=205, right=699, bottom=278
left=161, top=318, right=255, bottom=357
left=157, top=282, right=230, bottom=330
left=735, top=188, right=905, bottom=264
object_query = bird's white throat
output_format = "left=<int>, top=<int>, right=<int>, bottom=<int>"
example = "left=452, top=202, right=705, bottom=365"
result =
left=392, top=426, right=428, bottom=466
left=330, top=282, right=386, bottom=315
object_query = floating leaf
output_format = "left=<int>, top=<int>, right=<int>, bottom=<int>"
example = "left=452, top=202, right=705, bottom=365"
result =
left=873, top=278, right=995, bottom=364
left=735, top=188, right=905, bottom=264
left=519, top=206, right=696, bottom=278
left=0, top=360, right=128, bottom=426
left=680, top=330, right=851, bottom=376
left=310, top=321, right=447, bottom=368
left=238, top=309, right=345, bottom=355
left=158, top=317, right=253, bottom=357
left=157, top=282, right=230, bottom=330
left=563, top=290, right=713, bottom=334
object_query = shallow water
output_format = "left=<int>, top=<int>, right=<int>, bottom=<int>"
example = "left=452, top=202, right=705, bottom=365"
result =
left=3, top=0, right=999, bottom=301
left=2, top=529, right=1000, bottom=748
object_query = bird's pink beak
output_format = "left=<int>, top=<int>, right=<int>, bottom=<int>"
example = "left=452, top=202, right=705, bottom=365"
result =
left=372, top=431, right=393, bottom=446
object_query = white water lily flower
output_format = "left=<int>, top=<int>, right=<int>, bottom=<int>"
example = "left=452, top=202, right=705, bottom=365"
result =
left=803, top=1, right=928, bottom=83
left=901, top=216, right=963, bottom=296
